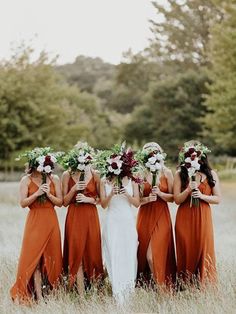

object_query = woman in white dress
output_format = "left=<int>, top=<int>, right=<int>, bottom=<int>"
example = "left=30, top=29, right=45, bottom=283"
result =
left=100, top=176, right=140, bottom=304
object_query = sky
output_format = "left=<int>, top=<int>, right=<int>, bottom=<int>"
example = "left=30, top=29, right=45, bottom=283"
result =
left=0, top=0, right=158, bottom=65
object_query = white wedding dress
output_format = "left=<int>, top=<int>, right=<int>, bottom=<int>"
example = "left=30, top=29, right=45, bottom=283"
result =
left=103, top=179, right=138, bottom=304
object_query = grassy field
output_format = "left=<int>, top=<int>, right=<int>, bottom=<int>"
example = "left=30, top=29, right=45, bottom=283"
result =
left=0, top=181, right=235, bottom=313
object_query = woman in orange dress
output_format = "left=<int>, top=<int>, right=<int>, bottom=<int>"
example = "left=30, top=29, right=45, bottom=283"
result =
left=174, top=141, right=221, bottom=285
left=137, top=142, right=176, bottom=287
left=62, top=142, right=103, bottom=294
left=10, top=148, right=63, bottom=303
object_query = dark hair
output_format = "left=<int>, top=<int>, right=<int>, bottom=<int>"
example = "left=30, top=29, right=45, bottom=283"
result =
left=179, top=155, right=215, bottom=190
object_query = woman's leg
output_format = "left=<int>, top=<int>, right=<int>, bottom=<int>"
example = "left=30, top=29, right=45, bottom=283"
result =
left=33, top=264, right=42, bottom=300
left=76, top=263, right=85, bottom=295
left=146, top=242, right=154, bottom=276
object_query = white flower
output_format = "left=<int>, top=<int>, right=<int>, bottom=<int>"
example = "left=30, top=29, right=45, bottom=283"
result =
left=185, top=157, right=192, bottom=163
left=37, top=165, right=44, bottom=172
left=49, top=155, right=57, bottom=163
left=36, top=156, right=45, bottom=164
left=77, top=163, right=86, bottom=171
left=148, top=156, right=157, bottom=165
left=191, top=159, right=200, bottom=170
left=44, top=165, right=52, bottom=173
left=155, top=163, right=162, bottom=170
left=156, top=153, right=164, bottom=161
left=107, top=156, right=123, bottom=169
left=113, top=168, right=121, bottom=175
left=145, top=162, right=151, bottom=169
left=78, top=155, right=86, bottom=163
left=188, top=167, right=196, bottom=177
left=149, top=164, right=157, bottom=172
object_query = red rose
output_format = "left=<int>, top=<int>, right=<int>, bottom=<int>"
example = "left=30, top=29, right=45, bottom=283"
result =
left=148, top=152, right=154, bottom=157
left=190, top=155, right=196, bottom=161
left=86, top=156, right=92, bottom=160
left=196, top=151, right=201, bottom=157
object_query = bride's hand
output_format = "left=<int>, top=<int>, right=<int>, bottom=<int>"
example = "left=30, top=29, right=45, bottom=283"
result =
left=110, top=185, right=120, bottom=196
left=119, top=187, right=128, bottom=197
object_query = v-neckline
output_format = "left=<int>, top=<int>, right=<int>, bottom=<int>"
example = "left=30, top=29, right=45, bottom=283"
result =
left=30, top=177, right=52, bottom=188
left=71, top=176, right=93, bottom=187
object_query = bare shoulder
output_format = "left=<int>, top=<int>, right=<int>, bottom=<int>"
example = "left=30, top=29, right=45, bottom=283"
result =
left=174, top=169, right=181, bottom=179
left=20, top=175, right=30, bottom=185
left=92, top=169, right=100, bottom=181
left=51, top=174, right=60, bottom=184
left=211, top=170, right=219, bottom=181
left=62, top=170, right=70, bottom=180
left=163, top=167, right=173, bottom=177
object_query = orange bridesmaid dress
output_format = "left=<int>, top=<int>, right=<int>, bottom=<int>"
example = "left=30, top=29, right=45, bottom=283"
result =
left=63, top=175, right=104, bottom=287
left=175, top=178, right=216, bottom=284
left=137, top=175, right=176, bottom=286
left=10, top=177, right=62, bottom=303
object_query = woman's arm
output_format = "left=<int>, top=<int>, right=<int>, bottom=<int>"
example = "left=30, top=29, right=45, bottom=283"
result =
left=20, top=176, right=44, bottom=208
left=46, top=175, right=63, bottom=207
left=100, top=180, right=118, bottom=209
left=173, top=171, right=192, bottom=205
left=62, top=171, right=76, bottom=206
left=192, top=171, right=221, bottom=204
left=120, top=182, right=140, bottom=208
left=152, top=168, right=174, bottom=202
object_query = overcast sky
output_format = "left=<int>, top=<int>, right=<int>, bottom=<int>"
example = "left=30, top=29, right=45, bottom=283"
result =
left=0, top=0, right=160, bottom=65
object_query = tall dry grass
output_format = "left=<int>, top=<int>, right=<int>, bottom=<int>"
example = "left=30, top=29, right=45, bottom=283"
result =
left=0, top=181, right=236, bottom=313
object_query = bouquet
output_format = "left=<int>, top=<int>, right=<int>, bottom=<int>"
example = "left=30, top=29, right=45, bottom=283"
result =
left=59, top=142, right=94, bottom=202
left=17, top=147, right=62, bottom=203
left=94, top=142, right=140, bottom=191
left=136, top=147, right=166, bottom=187
left=179, top=142, right=211, bottom=207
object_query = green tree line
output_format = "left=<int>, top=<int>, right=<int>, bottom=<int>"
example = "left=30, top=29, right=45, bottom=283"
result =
left=0, top=0, right=235, bottom=171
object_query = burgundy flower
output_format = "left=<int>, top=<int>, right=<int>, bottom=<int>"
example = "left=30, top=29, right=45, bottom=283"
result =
left=86, top=155, right=92, bottom=160
left=45, top=155, right=51, bottom=162
left=196, top=150, right=201, bottom=157
left=184, top=152, right=191, bottom=158
left=111, top=162, right=118, bottom=169
left=148, top=152, right=154, bottom=157
left=190, top=155, right=196, bottom=161
left=188, top=148, right=195, bottom=154
left=185, top=162, right=191, bottom=169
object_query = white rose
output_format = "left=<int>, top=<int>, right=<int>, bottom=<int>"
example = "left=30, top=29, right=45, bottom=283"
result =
left=50, top=155, right=57, bottom=163
left=148, top=156, right=157, bottom=165
left=149, top=164, right=156, bottom=172
left=37, top=165, right=44, bottom=172
left=114, top=168, right=121, bottom=175
left=191, top=159, right=200, bottom=170
left=188, top=167, right=195, bottom=177
left=108, top=166, right=114, bottom=173
left=185, top=157, right=192, bottom=163
left=145, top=162, right=151, bottom=169
left=156, top=153, right=164, bottom=161
left=77, top=163, right=86, bottom=171
left=44, top=165, right=52, bottom=173
left=155, top=163, right=162, bottom=170
left=78, top=155, right=86, bottom=163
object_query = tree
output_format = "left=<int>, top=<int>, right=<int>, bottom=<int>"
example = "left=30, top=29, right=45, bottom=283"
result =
left=149, top=0, right=222, bottom=68
left=125, top=70, right=210, bottom=158
left=204, top=0, right=236, bottom=155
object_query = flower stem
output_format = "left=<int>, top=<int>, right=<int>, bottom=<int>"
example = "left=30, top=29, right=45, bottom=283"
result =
left=152, top=172, right=157, bottom=187
left=38, top=172, right=47, bottom=203
left=190, top=175, right=199, bottom=208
